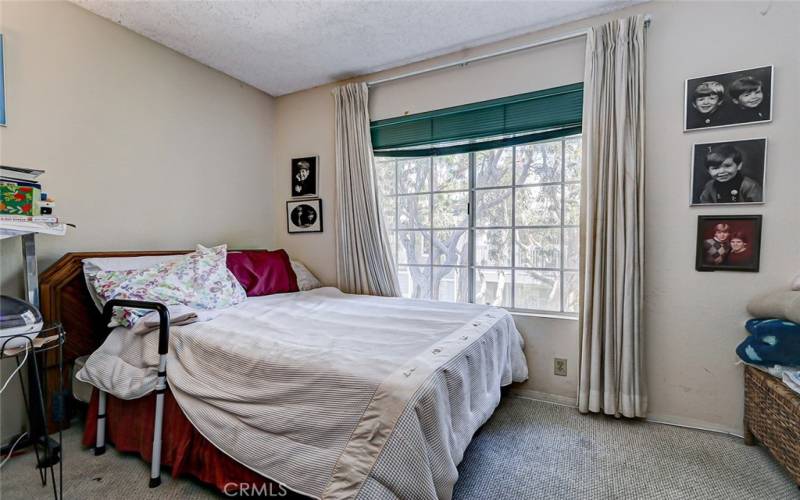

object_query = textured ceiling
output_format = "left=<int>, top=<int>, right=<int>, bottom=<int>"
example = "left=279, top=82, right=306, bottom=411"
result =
left=73, top=0, right=641, bottom=96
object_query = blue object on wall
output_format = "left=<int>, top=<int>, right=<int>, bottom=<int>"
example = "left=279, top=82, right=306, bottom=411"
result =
left=0, top=34, right=5, bottom=126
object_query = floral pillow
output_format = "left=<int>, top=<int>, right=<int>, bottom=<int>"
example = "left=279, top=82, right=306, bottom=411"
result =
left=93, top=244, right=247, bottom=327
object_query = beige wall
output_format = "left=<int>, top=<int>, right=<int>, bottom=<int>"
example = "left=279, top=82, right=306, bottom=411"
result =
left=273, top=1, right=800, bottom=434
left=0, top=1, right=276, bottom=441
left=640, top=1, right=798, bottom=433
left=273, top=87, right=338, bottom=285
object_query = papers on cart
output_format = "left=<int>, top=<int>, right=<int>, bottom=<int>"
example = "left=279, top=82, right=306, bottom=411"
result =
left=0, top=219, right=67, bottom=239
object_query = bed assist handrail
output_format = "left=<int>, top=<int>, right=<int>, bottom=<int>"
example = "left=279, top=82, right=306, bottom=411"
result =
left=97, top=299, right=170, bottom=488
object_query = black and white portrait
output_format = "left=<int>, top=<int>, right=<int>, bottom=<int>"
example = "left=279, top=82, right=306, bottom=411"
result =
left=291, top=156, right=318, bottom=197
left=684, top=66, right=772, bottom=131
left=691, top=138, right=766, bottom=205
left=287, top=198, right=323, bottom=233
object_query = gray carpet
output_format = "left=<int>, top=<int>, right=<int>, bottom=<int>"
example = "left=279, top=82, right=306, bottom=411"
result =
left=454, top=397, right=798, bottom=500
left=2, top=397, right=798, bottom=499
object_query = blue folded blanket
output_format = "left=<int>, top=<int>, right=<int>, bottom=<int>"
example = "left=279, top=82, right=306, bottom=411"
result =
left=736, top=318, right=800, bottom=367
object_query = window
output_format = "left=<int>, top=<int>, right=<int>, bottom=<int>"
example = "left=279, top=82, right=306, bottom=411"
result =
left=375, top=136, right=581, bottom=315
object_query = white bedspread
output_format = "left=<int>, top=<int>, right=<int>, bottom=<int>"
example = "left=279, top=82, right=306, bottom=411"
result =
left=77, top=287, right=527, bottom=499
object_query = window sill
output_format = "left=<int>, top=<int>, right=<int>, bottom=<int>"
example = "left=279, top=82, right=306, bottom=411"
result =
left=509, top=310, right=579, bottom=321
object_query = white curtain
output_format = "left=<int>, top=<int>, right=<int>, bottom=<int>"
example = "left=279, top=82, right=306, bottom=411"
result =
left=578, top=15, right=647, bottom=418
left=333, top=82, right=401, bottom=297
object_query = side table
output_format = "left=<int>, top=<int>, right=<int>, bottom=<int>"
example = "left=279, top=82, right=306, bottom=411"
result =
left=1, top=323, right=65, bottom=499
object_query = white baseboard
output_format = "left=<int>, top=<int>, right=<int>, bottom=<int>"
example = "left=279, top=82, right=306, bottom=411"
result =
left=510, top=388, right=578, bottom=407
left=508, top=389, right=743, bottom=438
left=644, top=414, right=743, bottom=438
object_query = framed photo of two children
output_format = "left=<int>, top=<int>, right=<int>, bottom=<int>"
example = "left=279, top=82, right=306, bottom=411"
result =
left=684, top=65, right=772, bottom=131
left=695, top=215, right=762, bottom=273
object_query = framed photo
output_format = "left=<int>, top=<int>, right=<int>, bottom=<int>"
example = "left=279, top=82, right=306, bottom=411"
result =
left=291, top=156, right=318, bottom=197
left=684, top=65, right=773, bottom=131
left=695, top=215, right=762, bottom=272
left=287, top=198, right=323, bottom=234
left=691, top=138, right=766, bottom=205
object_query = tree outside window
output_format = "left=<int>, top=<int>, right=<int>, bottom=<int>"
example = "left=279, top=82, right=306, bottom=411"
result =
left=375, top=136, right=580, bottom=315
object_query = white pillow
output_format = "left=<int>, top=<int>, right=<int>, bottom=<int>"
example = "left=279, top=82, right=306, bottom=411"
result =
left=291, top=260, right=322, bottom=291
left=83, top=254, right=184, bottom=312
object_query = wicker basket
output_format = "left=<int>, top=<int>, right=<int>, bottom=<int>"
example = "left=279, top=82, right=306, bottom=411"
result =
left=743, top=365, right=800, bottom=485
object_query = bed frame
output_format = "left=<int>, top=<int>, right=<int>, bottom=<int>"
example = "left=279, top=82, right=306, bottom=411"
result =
left=39, top=250, right=193, bottom=431
left=41, top=249, right=305, bottom=493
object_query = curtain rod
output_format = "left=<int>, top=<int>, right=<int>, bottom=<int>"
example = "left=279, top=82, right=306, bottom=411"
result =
left=367, top=14, right=652, bottom=88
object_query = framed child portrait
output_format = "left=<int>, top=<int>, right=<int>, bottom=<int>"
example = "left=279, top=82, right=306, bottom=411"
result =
left=291, top=156, right=318, bottom=197
left=684, top=65, right=773, bottom=131
left=690, top=138, right=766, bottom=205
left=287, top=198, right=323, bottom=234
left=695, top=215, right=762, bottom=272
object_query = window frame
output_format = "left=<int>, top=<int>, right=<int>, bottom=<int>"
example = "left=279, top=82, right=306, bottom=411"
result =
left=378, top=134, right=581, bottom=317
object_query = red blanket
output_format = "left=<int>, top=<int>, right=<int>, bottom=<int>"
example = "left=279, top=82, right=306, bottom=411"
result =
left=83, top=389, right=308, bottom=498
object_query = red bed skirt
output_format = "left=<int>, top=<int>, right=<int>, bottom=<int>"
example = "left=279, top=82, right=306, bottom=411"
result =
left=83, top=389, right=308, bottom=498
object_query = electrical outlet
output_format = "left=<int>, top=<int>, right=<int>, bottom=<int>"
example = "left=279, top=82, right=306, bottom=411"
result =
left=554, top=358, right=567, bottom=377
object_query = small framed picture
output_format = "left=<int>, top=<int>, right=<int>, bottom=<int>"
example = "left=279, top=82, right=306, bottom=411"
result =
left=684, top=65, right=772, bottom=131
left=291, top=156, right=318, bottom=197
left=287, top=198, right=323, bottom=234
left=695, top=215, right=762, bottom=272
left=691, top=138, right=766, bottom=205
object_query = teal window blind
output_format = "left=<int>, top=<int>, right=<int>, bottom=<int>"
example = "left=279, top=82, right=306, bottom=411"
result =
left=371, top=82, right=583, bottom=157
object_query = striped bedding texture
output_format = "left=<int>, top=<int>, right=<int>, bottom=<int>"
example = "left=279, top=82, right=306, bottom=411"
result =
left=77, top=287, right=528, bottom=499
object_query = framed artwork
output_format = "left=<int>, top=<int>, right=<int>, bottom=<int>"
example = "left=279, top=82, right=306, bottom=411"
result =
left=291, top=156, right=318, bottom=197
left=695, top=215, right=762, bottom=272
left=690, top=138, right=766, bottom=205
left=0, top=34, right=6, bottom=126
left=287, top=198, right=323, bottom=233
left=684, top=65, right=772, bottom=131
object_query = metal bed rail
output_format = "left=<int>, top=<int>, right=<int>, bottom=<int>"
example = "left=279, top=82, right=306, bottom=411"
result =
left=98, top=299, right=170, bottom=488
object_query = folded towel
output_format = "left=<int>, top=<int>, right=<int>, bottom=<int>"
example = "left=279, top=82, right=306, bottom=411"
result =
left=783, top=370, right=800, bottom=395
left=745, top=318, right=800, bottom=334
left=736, top=319, right=800, bottom=367
left=747, top=290, right=800, bottom=323
left=743, top=362, right=799, bottom=379
left=127, top=305, right=222, bottom=336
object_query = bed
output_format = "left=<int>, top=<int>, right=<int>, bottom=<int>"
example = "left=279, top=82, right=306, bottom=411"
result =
left=40, top=250, right=528, bottom=500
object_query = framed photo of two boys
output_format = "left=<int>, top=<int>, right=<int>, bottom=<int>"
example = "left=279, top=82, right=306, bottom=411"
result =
left=684, top=65, right=772, bottom=131
left=695, top=215, right=762, bottom=272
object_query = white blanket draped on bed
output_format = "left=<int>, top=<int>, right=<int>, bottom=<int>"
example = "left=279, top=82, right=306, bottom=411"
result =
left=77, top=287, right=528, bottom=499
